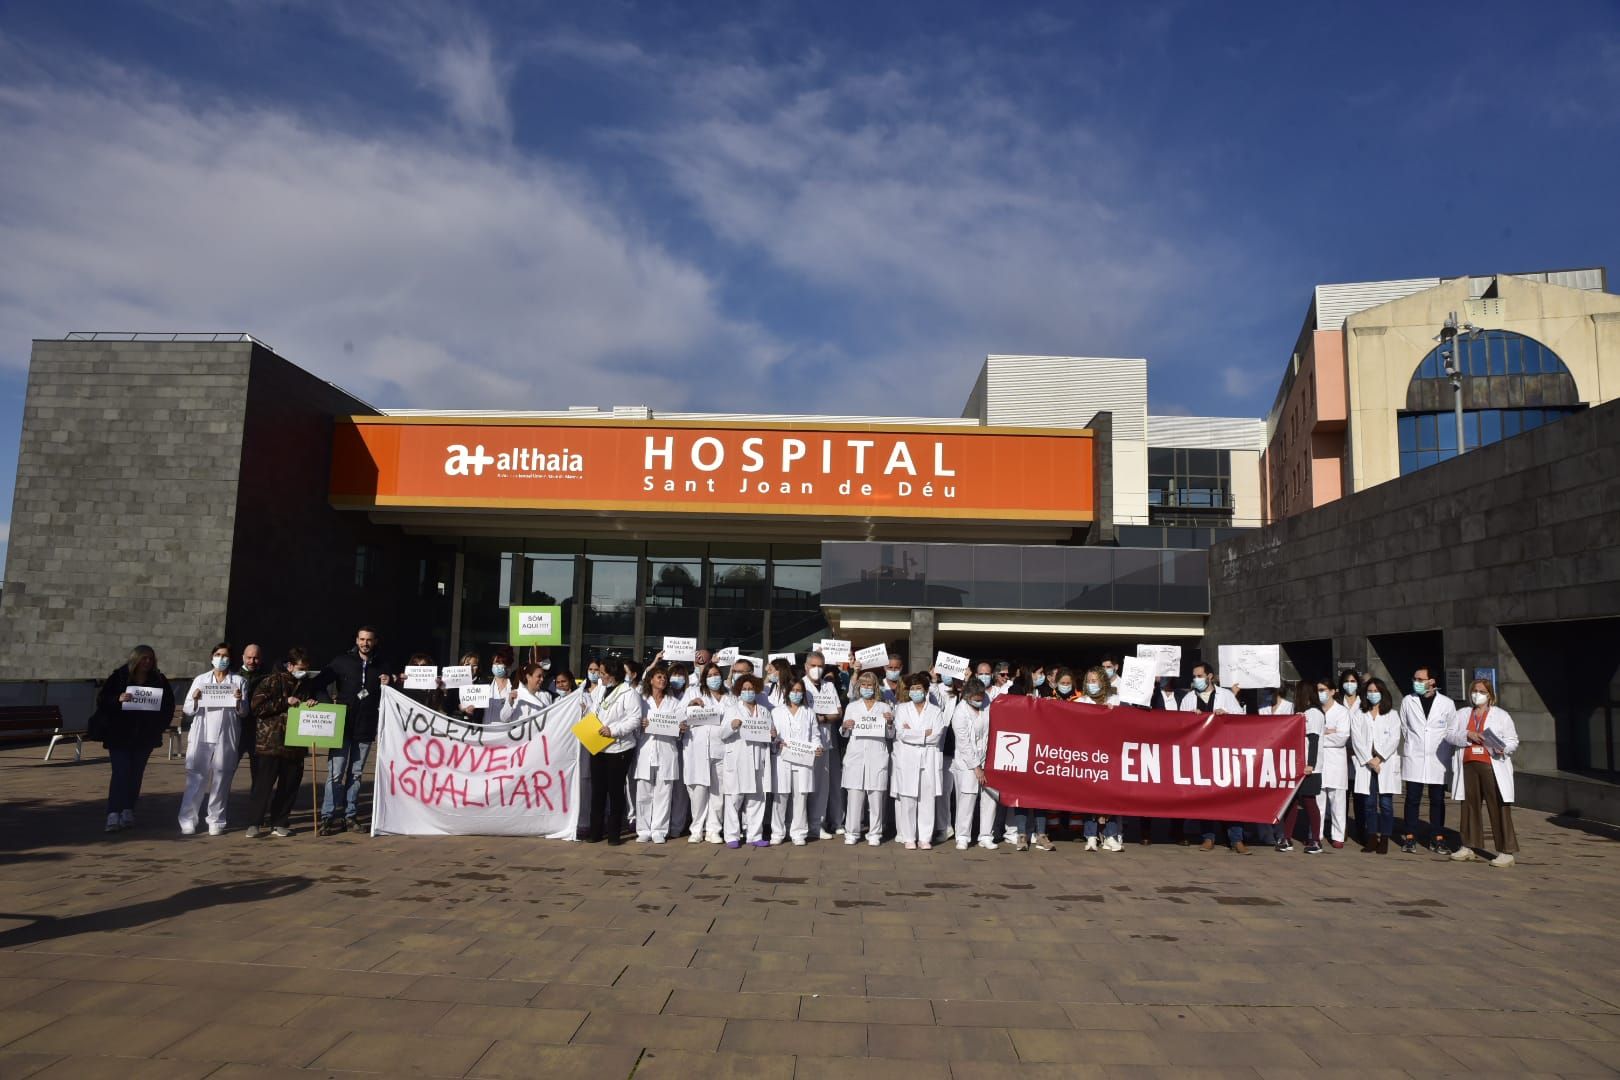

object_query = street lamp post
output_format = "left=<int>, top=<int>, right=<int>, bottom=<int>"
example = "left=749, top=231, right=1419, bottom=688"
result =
left=1437, top=311, right=1480, bottom=457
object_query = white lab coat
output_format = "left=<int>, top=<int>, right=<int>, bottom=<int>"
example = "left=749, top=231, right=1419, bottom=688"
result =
left=771, top=703, right=817, bottom=794
left=890, top=699, right=945, bottom=799
left=635, top=693, right=683, bottom=782
left=1317, top=701, right=1354, bottom=790
left=1258, top=700, right=1296, bottom=716
left=482, top=676, right=516, bottom=726
left=1351, top=708, right=1403, bottom=796
left=1399, top=692, right=1457, bottom=786
left=497, top=684, right=553, bottom=726
left=182, top=672, right=247, bottom=749
left=596, top=683, right=642, bottom=754
left=841, top=697, right=892, bottom=790
left=681, top=690, right=728, bottom=784
left=1151, top=688, right=1183, bottom=711
left=1179, top=687, right=1244, bottom=715
left=949, top=700, right=990, bottom=794
left=720, top=697, right=774, bottom=796
left=1446, top=705, right=1518, bottom=804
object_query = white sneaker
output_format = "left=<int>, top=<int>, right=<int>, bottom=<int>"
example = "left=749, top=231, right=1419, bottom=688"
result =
left=956, top=841, right=970, bottom=851
left=818, top=829, right=834, bottom=840
left=835, top=827, right=846, bottom=835
left=636, top=835, right=650, bottom=843
left=1105, top=836, right=1124, bottom=852
left=271, top=826, right=292, bottom=838
left=868, top=838, right=882, bottom=847
left=1084, top=836, right=1099, bottom=852
left=244, top=825, right=261, bottom=839
left=845, top=836, right=859, bottom=846
left=979, top=840, right=998, bottom=850
left=119, top=810, right=135, bottom=828
left=706, top=834, right=724, bottom=844
left=180, top=824, right=197, bottom=836
left=105, top=813, right=121, bottom=833
left=1450, top=847, right=1479, bottom=862
left=1489, top=852, right=1515, bottom=868
left=208, top=825, right=225, bottom=837
left=688, top=834, right=703, bottom=844
left=792, top=838, right=807, bottom=846
left=652, top=837, right=666, bottom=845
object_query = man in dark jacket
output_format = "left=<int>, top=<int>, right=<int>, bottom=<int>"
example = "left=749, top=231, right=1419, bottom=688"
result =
left=237, top=643, right=269, bottom=770
left=307, top=626, right=391, bottom=835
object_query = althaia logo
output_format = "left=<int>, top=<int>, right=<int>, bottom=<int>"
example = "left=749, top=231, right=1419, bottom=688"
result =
left=994, top=730, right=1030, bottom=773
left=445, top=444, right=584, bottom=477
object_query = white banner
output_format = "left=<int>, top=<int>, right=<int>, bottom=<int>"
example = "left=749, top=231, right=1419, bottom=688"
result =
left=1218, top=644, right=1281, bottom=690
left=373, top=686, right=585, bottom=838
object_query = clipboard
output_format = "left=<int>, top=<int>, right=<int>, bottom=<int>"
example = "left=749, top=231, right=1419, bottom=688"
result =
left=573, top=713, right=615, bottom=755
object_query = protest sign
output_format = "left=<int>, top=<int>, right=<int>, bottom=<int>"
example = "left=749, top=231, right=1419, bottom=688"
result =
left=853, top=712, right=889, bottom=739
left=768, top=652, right=796, bottom=667
left=373, top=687, right=583, bottom=837
left=441, top=665, right=473, bottom=688
left=1218, top=644, right=1281, bottom=689
left=714, top=647, right=739, bottom=668
left=198, top=682, right=238, bottom=708
left=741, top=712, right=773, bottom=743
left=854, top=643, right=890, bottom=671
left=1136, top=644, right=1181, bottom=678
left=644, top=710, right=682, bottom=738
left=662, top=637, right=697, bottom=663
left=1115, top=656, right=1155, bottom=708
left=987, top=695, right=1303, bottom=821
left=818, top=639, right=852, bottom=663
left=685, top=704, right=723, bottom=726
left=508, top=605, right=563, bottom=646
left=284, top=704, right=347, bottom=749
left=812, top=682, right=841, bottom=714
left=739, top=655, right=765, bottom=675
left=780, top=740, right=817, bottom=768
left=403, top=665, right=438, bottom=690
left=934, top=651, right=970, bottom=681
left=122, top=685, right=164, bottom=711
left=458, top=684, right=492, bottom=710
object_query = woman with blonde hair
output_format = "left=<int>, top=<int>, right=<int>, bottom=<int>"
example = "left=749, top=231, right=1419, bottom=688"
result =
left=1447, top=679, right=1520, bottom=867
left=1077, top=667, right=1123, bottom=852
left=840, top=669, right=893, bottom=846
left=93, top=645, right=174, bottom=833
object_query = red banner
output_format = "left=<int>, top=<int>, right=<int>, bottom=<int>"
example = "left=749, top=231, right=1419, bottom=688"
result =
left=986, top=695, right=1305, bottom=822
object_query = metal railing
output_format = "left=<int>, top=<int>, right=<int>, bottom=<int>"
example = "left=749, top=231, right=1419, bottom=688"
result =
left=62, top=331, right=269, bottom=346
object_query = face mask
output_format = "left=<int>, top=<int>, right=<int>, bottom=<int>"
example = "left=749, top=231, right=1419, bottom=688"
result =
left=1342, top=682, right=1358, bottom=696
left=1472, top=692, right=1488, bottom=707
left=1103, top=668, right=1116, bottom=679
left=766, top=676, right=777, bottom=686
left=706, top=675, right=723, bottom=691
left=293, top=669, right=310, bottom=680
left=1192, top=677, right=1208, bottom=693
left=491, top=664, right=508, bottom=679
left=1317, top=690, right=1331, bottom=705
left=1366, top=691, right=1382, bottom=705
left=587, top=671, right=601, bottom=683
left=806, top=666, right=822, bottom=680
left=968, top=697, right=985, bottom=710
left=541, top=660, right=552, bottom=671
left=977, top=674, right=992, bottom=686
left=908, top=688, right=926, bottom=703
left=211, top=656, right=230, bottom=671
left=670, top=676, right=686, bottom=690
left=885, top=669, right=901, bottom=682
left=727, top=674, right=739, bottom=689
left=1413, top=680, right=1428, bottom=696
left=1033, top=674, right=1045, bottom=687
left=860, top=687, right=876, bottom=700
left=740, top=690, right=758, bottom=705
left=1057, top=682, right=1073, bottom=696
left=1085, top=682, right=1101, bottom=696
left=789, top=691, right=804, bottom=705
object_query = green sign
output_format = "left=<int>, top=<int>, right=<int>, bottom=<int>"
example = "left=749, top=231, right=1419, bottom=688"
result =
left=509, top=605, right=564, bottom=646
left=284, top=703, right=348, bottom=749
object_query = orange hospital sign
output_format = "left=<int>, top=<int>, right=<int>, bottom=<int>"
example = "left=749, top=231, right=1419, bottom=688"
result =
left=330, top=418, right=1095, bottom=522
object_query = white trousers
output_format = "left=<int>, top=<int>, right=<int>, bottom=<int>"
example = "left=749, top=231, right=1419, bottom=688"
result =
left=724, top=793, right=767, bottom=843
left=687, top=783, right=723, bottom=841
left=179, top=738, right=238, bottom=830
left=771, top=791, right=810, bottom=844
left=895, top=794, right=934, bottom=845
left=955, top=788, right=998, bottom=844
left=636, top=773, right=675, bottom=841
left=845, top=789, right=885, bottom=843
left=1316, top=787, right=1349, bottom=844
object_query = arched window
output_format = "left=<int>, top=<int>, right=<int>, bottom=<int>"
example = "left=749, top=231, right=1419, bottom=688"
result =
left=1398, top=331, right=1582, bottom=475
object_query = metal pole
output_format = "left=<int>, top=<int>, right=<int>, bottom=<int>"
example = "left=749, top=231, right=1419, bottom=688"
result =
left=1452, top=339, right=1467, bottom=455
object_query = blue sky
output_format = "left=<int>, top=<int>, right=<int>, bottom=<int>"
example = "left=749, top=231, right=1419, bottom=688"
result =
left=2, top=1, right=1618, bottom=567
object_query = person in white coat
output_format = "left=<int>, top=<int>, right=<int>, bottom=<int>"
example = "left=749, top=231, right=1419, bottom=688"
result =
left=929, top=673, right=960, bottom=845
left=180, top=642, right=248, bottom=835
left=1179, top=662, right=1248, bottom=853
left=949, top=681, right=997, bottom=849
left=681, top=664, right=729, bottom=844
left=1315, top=678, right=1356, bottom=848
left=585, top=666, right=641, bottom=844
left=770, top=678, right=822, bottom=845
left=802, top=652, right=843, bottom=839
left=1076, top=668, right=1124, bottom=851
left=721, top=674, right=774, bottom=847
left=891, top=674, right=945, bottom=849
left=840, top=671, right=893, bottom=846
left=1447, top=679, right=1520, bottom=867
left=1350, top=677, right=1403, bottom=854
left=1398, top=666, right=1457, bottom=854
left=498, top=663, right=554, bottom=724
left=481, top=649, right=517, bottom=726
left=1277, top=679, right=1326, bottom=854
left=633, top=666, right=684, bottom=844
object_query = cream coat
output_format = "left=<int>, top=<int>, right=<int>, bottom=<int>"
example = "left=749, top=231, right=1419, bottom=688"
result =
left=596, top=683, right=643, bottom=754
left=948, top=699, right=991, bottom=794
left=1350, top=707, right=1404, bottom=796
left=183, top=672, right=247, bottom=749
left=1179, top=686, right=1244, bottom=714
left=1446, top=704, right=1519, bottom=804
left=840, top=697, right=892, bottom=791
left=634, top=692, right=683, bottom=782
left=1317, top=701, right=1354, bottom=790
left=681, top=688, right=728, bottom=782
left=498, top=685, right=553, bottom=726
left=1399, top=692, right=1457, bottom=786
left=720, top=697, right=774, bottom=796
left=890, top=699, right=945, bottom=799
left=771, top=703, right=818, bottom=794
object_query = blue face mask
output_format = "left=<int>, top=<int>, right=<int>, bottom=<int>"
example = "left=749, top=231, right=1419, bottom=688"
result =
left=1057, top=682, right=1073, bottom=696
left=587, top=670, right=601, bottom=683
left=1412, top=680, right=1428, bottom=696
left=967, top=697, right=985, bottom=710
left=491, top=664, right=508, bottom=679
left=1366, top=691, right=1382, bottom=705
left=1342, top=682, right=1358, bottom=696
left=1033, top=673, right=1046, bottom=687
left=739, top=690, right=758, bottom=705
left=789, top=690, right=804, bottom=705
left=706, top=675, right=723, bottom=691
left=1192, top=676, right=1209, bottom=692
left=211, top=656, right=230, bottom=671
left=977, top=674, right=993, bottom=686
left=1085, top=682, right=1102, bottom=696
left=860, top=686, right=876, bottom=700
left=1318, top=690, right=1331, bottom=705
left=886, top=669, right=901, bottom=682
left=669, top=676, right=686, bottom=690
left=908, top=688, right=926, bottom=703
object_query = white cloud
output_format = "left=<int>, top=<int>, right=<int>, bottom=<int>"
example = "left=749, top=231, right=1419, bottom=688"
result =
left=0, top=62, right=781, bottom=410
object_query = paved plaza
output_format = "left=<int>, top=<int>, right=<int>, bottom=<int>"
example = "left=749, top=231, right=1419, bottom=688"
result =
left=2, top=743, right=1620, bottom=1079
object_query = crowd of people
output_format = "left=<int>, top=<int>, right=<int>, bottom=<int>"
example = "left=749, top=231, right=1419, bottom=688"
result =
left=88, top=629, right=1523, bottom=867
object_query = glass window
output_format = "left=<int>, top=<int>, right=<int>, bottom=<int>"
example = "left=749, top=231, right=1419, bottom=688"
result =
left=1148, top=447, right=1173, bottom=474
left=1400, top=451, right=1418, bottom=475
left=1487, top=333, right=1505, bottom=376
left=1523, top=340, right=1541, bottom=374
left=710, top=559, right=766, bottom=610
left=1186, top=449, right=1218, bottom=476
left=771, top=561, right=820, bottom=610
left=925, top=545, right=973, bottom=608
left=1398, top=415, right=1416, bottom=451
left=644, top=559, right=701, bottom=643
left=1480, top=409, right=1502, bottom=445
left=1064, top=547, right=1113, bottom=610
left=820, top=543, right=878, bottom=606
left=1504, top=335, right=1522, bottom=375
left=1160, top=550, right=1208, bottom=612
left=1522, top=409, right=1543, bottom=430
left=1503, top=410, right=1521, bottom=436
left=1417, top=414, right=1437, bottom=450
left=1113, top=549, right=1162, bottom=611
left=1464, top=411, right=1480, bottom=450
left=972, top=547, right=1020, bottom=610
left=1020, top=546, right=1067, bottom=610
left=583, top=555, right=637, bottom=643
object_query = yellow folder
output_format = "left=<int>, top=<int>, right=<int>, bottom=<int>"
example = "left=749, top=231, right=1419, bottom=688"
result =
left=573, top=714, right=614, bottom=755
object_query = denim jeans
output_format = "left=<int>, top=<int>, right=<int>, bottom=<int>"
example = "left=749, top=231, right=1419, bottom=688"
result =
left=1197, top=822, right=1245, bottom=845
left=1362, top=773, right=1395, bottom=836
left=1082, top=815, right=1121, bottom=840
left=1402, top=781, right=1447, bottom=837
left=1014, top=809, right=1048, bottom=836
left=322, top=739, right=372, bottom=820
left=106, top=746, right=153, bottom=814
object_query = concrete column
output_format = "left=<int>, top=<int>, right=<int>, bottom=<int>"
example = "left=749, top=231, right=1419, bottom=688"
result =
left=907, top=609, right=936, bottom=675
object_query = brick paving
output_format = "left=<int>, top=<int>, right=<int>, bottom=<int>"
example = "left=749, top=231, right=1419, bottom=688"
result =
left=3, top=743, right=1620, bottom=1078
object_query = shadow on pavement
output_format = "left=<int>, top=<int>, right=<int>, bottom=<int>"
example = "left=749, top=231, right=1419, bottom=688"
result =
left=0, top=875, right=314, bottom=948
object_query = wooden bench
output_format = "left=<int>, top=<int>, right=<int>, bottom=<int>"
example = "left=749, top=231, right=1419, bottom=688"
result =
left=0, top=705, right=67, bottom=757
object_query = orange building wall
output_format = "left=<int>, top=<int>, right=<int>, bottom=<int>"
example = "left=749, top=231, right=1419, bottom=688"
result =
left=1262, top=329, right=1348, bottom=522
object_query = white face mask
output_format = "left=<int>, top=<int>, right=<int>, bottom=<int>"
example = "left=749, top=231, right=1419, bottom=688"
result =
left=211, top=656, right=230, bottom=671
left=806, top=666, right=822, bottom=680
left=1085, top=682, right=1102, bottom=696
left=1472, top=691, right=1489, bottom=707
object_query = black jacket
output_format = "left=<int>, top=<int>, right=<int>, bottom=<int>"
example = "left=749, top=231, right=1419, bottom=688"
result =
left=307, top=649, right=388, bottom=742
left=93, top=666, right=175, bottom=750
